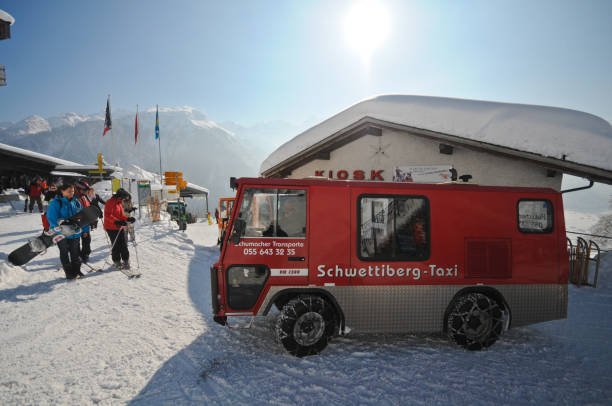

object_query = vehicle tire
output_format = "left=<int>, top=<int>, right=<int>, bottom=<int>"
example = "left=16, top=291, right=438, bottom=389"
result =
left=447, top=292, right=504, bottom=350
left=275, top=295, right=338, bottom=357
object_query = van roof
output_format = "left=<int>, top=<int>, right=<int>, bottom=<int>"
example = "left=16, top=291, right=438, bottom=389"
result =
left=235, top=177, right=558, bottom=194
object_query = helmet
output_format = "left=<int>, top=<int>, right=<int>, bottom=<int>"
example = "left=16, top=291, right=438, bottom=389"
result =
left=75, top=180, right=90, bottom=191
left=115, top=188, right=131, bottom=201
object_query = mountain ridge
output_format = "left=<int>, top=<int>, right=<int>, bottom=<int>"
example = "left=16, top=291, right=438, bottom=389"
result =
left=0, top=107, right=287, bottom=206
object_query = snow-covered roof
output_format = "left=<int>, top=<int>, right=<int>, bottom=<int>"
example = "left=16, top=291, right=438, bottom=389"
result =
left=50, top=171, right=86, bottom=178
left=54, top=164, right=121, bottom=172
left=260, top=95, right=612, bottom=181
left=0, top=142, right=79, bottom=166
left=184, top=182, right=209, bottom=195
left=0, top=9, right=15, bottom=25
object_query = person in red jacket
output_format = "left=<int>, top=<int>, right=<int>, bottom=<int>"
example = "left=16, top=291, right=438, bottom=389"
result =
left=104, top=188, right=135, bottom=269
left=28, top=177, right=44, bottom=213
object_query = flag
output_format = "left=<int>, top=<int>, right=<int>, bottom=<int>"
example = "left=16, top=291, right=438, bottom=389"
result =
left=155, top=105, right=160, bottom=140
left=103, top=96, right=112, bottom=136
left=134, top=107, right=139, bottom=145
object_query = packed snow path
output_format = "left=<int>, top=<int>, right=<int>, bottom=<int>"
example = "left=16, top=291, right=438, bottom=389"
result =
left=1, top=206, right=612, bottom=405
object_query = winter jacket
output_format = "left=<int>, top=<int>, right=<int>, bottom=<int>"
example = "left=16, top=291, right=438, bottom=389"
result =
left=46, top=196, right=84, bottom=239
left=103, top=196, right=128, bottom=230
left=77, top=193, right=91, bottom=209
left=29, top=183, right=43, bottom=197
left=44, top=190, right=57, bottom=202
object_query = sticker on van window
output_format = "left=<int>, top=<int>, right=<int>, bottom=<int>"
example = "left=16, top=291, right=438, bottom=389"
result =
left=518, top=200, right=553, bottom=233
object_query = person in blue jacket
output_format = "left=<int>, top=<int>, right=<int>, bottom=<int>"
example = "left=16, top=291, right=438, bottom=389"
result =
left=47, top=182, right=87, bottom=279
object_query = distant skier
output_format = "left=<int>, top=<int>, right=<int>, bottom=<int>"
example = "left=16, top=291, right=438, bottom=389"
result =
left=46, top=182, right=85, bottom=280
left=214, top=208, right=219, bottom=224
left=41, top=183, right=58, bottom=231
left=28, top=177, right=44, bottom=213
left=104, top=188, right=135, bottom=270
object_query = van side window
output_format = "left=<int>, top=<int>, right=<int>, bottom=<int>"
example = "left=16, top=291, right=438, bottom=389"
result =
left=238, top=188, right=307, bottom=238
left=517, top=199, right=553, bottom=233
left=358, top=195, right=429, bottom=261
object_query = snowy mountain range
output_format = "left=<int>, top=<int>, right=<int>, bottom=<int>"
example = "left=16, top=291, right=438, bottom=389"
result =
left=0, top=107, right=304, bottom=206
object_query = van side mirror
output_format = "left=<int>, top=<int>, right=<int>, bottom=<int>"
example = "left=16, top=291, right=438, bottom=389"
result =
left=231, top=218, right=246, bottom=245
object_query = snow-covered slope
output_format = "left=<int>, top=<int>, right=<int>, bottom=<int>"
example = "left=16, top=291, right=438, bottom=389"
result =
left=2, top=115, right=52, bottom=136
left=1, top=204, right=611, bottom=405
left=47, top=112, right=96, bottom=130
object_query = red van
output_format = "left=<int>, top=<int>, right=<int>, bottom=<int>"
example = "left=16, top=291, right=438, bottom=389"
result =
left=211, top=177, right=568, bottom=357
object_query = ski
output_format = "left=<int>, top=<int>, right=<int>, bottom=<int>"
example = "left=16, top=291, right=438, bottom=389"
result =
left=81, top=261, right=103, bottom=273
left=112, top=263, right=142, bottom=279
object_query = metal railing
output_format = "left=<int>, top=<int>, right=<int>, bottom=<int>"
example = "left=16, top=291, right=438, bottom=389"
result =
left=568, top=237, right=600, bottom=288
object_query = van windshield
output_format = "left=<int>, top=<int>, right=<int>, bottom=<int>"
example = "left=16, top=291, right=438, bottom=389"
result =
left=237, top=188, right=306, bottom=238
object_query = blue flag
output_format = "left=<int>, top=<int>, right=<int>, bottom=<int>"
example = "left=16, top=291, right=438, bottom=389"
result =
left=155, top=105, right=160, bottom=140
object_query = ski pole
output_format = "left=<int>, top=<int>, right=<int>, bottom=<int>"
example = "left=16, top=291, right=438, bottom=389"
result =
left=106, top=226, right=125, bottom=264
left=127, top=226, right=141, bottom=271
left=104, top=228, right=111, bottom=247
left=110, top=226, right=124, bottom=251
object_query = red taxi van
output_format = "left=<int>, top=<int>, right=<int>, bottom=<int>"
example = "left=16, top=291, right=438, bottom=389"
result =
left=211, top=177, right=568, bottom=357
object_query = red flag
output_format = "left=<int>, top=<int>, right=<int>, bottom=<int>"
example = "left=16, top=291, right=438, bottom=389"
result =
left=103, top=96, right=112, bottom=136
left=134, top=110, right=139, bottom=144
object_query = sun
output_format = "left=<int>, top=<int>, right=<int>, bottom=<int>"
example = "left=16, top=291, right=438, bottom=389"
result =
left=344, top=1, right=390, bottom=67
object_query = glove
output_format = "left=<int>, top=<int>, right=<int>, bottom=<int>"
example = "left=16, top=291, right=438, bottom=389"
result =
left=127, top=217, right=136, bottom=223
left=60, top=218, right=77, bottom=226
left=115, top=220, right=128, bottom=227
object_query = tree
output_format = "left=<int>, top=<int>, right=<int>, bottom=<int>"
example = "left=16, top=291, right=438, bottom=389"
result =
left=590, top=197, right=612, bottom=251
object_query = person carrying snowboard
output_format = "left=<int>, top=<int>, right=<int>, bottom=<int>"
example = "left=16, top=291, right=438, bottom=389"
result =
left=46, top=182, right=85, bottom=280
left=104, top=188, right=135, bottom=270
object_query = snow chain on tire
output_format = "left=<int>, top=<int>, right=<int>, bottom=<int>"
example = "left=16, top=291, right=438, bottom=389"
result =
left=447, top=292, right=504, bottom=350
left=275, top=295, right=338, bottom=357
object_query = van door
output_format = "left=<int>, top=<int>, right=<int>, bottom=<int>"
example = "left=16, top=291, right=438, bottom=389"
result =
left=222, top=187, right=309, bottom=313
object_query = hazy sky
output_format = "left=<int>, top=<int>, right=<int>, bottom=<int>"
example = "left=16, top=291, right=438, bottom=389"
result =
left=0, top=0, right=611, bottom=127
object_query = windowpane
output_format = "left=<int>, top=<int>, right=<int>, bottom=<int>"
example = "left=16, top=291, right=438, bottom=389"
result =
left=518, top=200, right=553, bottom=233
left=276, top=189, right=307, bottom=237
left=238, top=188, right=306, bottom=238
left=227, top=266, right=269, bottom=310
left=359, top=195, right=429, bottom=260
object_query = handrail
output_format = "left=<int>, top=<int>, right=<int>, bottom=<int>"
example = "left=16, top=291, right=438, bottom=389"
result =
left=589, top=240, right=601, bottom=288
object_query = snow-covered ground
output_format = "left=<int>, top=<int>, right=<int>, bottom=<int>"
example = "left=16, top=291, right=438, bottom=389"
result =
left=1, top=200, right=612, bottom=405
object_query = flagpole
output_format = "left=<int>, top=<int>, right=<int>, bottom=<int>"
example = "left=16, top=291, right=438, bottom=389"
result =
left=156, top=104, right=163, bottom=185
left=109, top=94, right=116, bottom=166
left=137, top=104, right=142, bottom=175
left=136, top=104, right=142, bottom=219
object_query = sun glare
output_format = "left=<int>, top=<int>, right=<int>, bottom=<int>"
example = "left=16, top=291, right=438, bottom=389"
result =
left=344, top=1, right=390, bottom=67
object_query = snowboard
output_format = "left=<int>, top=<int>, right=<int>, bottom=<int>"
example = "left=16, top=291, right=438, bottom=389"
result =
left=7, top=205, right=102, bottom=266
